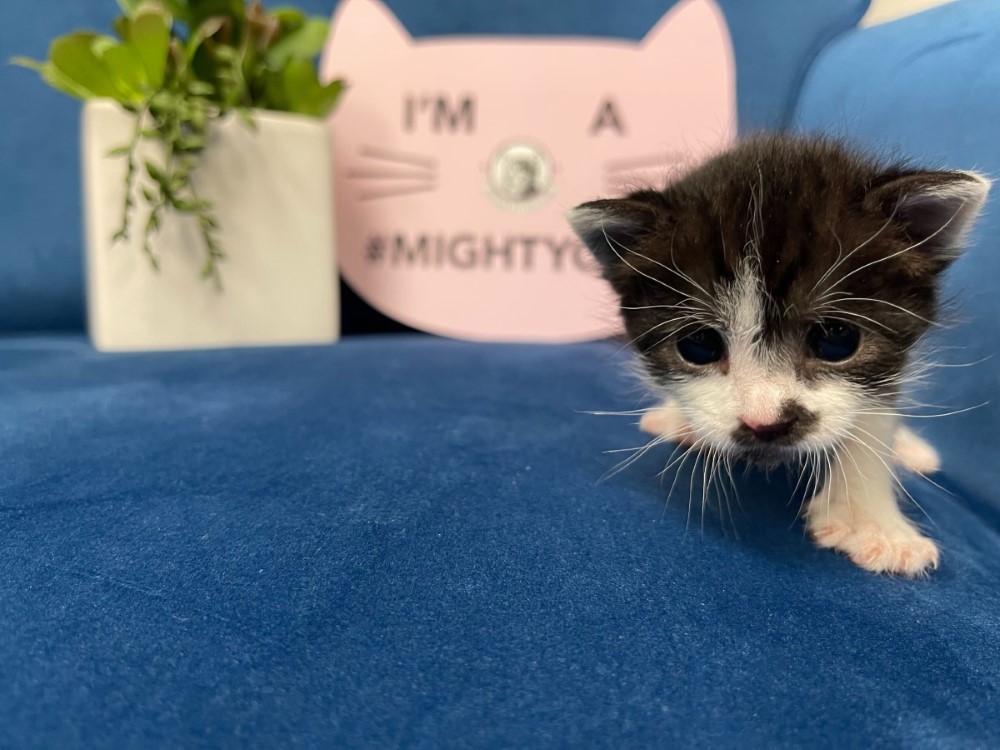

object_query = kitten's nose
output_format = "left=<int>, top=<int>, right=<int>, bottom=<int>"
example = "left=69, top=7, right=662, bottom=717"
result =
left=740, top=417, right=797, bottom=443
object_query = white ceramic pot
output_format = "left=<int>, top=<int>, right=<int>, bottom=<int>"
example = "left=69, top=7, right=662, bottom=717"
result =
left=82, top=100, right=338, bottom=352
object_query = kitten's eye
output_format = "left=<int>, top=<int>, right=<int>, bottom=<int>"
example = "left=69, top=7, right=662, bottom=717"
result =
left=807, top=320, right=860, bottom=362
left=677, top=328, right=726, bottom=365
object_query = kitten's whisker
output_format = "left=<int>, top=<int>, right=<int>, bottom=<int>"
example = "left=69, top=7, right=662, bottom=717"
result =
left=711, top=452, right=732, bottom=535
left=853, top=402, right=988, bottom=419
left=823, top=451, right=833, bottom=521
left=668, top=437, right=706, bottom=531
left=811, top=221, right=845, bottom=297
left=688, top=446, right=705, bottom=534
left=664, top=436, right=715, bottom=532
left=620, top=303, right=706, bottom=312
left=843, top=430, right=933, bottom=524
left=817, top=296, right=941, bottom=327
left=833, top=445, right=853, bottom=521
left=818, top=202, right=962, bottom=299
left=618, top=243, right=713, bottom=301
left=789, top=451, right=811, bottom=500
left=581, top=408, right=658, bottom=417
left=810, top=211, right=897, bottom=296
left=658, top=440, right=689, bottom=520
left=600, top=434, right=674, bottom=481
left=790, top=453, right=808, bottom=531
left=657, top=435, right=707, bottom=479
left=617, top=314, right=713, bottom=353
left=600, top=228, right=714, bottom=311
left=814, top=306, right=896, bottom=333
left=724, top=453, right=741, bottom=511
left=700, top=445, right=713, bottom=534
left=920, top=355, right=993, bottom=369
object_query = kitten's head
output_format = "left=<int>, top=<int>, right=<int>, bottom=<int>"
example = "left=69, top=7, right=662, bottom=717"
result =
left=569, top=136, right=990, bottom=464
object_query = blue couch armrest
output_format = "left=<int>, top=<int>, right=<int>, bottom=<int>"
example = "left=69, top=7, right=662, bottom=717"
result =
left=793, top=0, right=1000, bottom=506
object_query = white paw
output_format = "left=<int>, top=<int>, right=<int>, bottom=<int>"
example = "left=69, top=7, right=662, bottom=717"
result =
left=639, top=399, right=695, bottom=446
left=893, top=426, right=940, bottom=475
left=807, top=504, right=939, bottom=577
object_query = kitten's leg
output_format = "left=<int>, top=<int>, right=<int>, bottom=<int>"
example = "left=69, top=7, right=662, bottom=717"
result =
left=806, top=414, right=939, bottom=577
left=893, top=425, right=940, bottom=475
left=639, top=399, right=696, bottom=446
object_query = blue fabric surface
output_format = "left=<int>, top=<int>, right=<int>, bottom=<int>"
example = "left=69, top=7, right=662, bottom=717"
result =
left=1, top=334, right=999, bottom=747
left=5, top=2, right=1000, bottom=746
left=0, top=0, right=867, bottom=333
left=793, top=0, right=1000, bottom=511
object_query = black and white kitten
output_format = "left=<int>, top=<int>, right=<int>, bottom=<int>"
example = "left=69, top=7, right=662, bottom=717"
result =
left=569, top=135, right=989, bottom=577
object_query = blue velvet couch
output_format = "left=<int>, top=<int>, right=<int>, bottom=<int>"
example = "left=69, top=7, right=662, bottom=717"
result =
left=2, top=1, right=1000, bottom=746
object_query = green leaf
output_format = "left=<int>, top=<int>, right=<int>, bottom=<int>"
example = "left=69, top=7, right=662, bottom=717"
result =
left=265, top=18, right=328, bottom=70
left=11, top=57, right=97, bottom=99
left=187, top=80, right=215, bottom=96
left=175, top=135, right=206, bottom=151
left=101, top=43, right=148, bottom=100
left=49, top=32, right=126, bottom=99
left=281, top=60, right=344, bottom=117
left=106, top=145, right=133, bottom=158
left=159, top=0, right=192, bottom=23
left=9, top=56, right=46, bottom=73
left=185, top=16, right=227, bottom=62
left=236, top=107, right=257, bottom=130
left=145, top=160, right=169, bottom=187
left=113, top=15, right=132, bottom=42
left=212, top=44, right=238, bottom=63
left=271, top=7, right=306, bottom=33
left=129, top=5, right=171, bottom=88
left=174, top=197, right=212, bottom=212
left=186, top=0, right=244, bottom=31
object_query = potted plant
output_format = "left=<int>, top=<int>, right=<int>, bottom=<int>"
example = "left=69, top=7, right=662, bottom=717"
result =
left=14, top=0, right=345, bottom=351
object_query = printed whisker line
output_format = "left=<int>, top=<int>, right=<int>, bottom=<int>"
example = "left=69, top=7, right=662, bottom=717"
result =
left=346, top=169, right=438, bottom=181
left=604, top=152, right=684, bottom=173
left=358, top=183, right=439, bottom=201
left=359, top=145, right=438, bottom=171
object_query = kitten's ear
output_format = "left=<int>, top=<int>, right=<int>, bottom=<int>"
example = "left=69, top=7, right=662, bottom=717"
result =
left=567, top=194, right=663, bottom=279
left=866, top=170, right=991, bottom=267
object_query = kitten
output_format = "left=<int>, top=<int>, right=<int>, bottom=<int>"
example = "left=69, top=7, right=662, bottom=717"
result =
left=568, top=135, right=990, bottom=576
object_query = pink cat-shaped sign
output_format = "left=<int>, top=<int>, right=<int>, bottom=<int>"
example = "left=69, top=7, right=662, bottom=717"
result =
left=322, top=0, right=736, bottom=342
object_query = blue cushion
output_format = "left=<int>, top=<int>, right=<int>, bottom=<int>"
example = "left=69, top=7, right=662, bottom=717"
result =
left=1, top=335, right=999, bottom=745
left=0, top=0, right=867, bottom=333
left=793, top=0, right=1000, bottom=509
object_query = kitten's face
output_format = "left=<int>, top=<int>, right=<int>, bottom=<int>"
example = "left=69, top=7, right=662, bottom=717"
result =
left=571, top=137, right=989, bottom=463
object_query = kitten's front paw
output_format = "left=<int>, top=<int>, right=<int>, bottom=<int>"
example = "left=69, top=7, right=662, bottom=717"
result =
left=893, top=426, right=941, bottom=475
left=809, top=517, right=939, bottom=577
left=639, top=400, right=695, bottom=446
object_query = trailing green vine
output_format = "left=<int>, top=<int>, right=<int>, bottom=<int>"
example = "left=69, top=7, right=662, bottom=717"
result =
left=14, top=0, right=345, bottom=288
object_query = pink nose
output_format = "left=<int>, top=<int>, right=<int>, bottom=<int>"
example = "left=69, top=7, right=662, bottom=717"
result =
left=740, top=417, right=796, bottom=442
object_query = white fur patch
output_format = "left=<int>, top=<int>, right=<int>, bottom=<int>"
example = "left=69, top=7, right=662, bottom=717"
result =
left=655, top=255, right=870, bottom=453
left=893, top=425, right=941, bottom=474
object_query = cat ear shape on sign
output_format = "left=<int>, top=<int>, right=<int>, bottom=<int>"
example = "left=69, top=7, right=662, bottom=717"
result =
left=866, top=170, right=991, bottom=269
left=323, top=0, right=412, bottom=71
left=567, top=193, right=666, bottom=284
left=642, top=0, right=730, bottom=53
